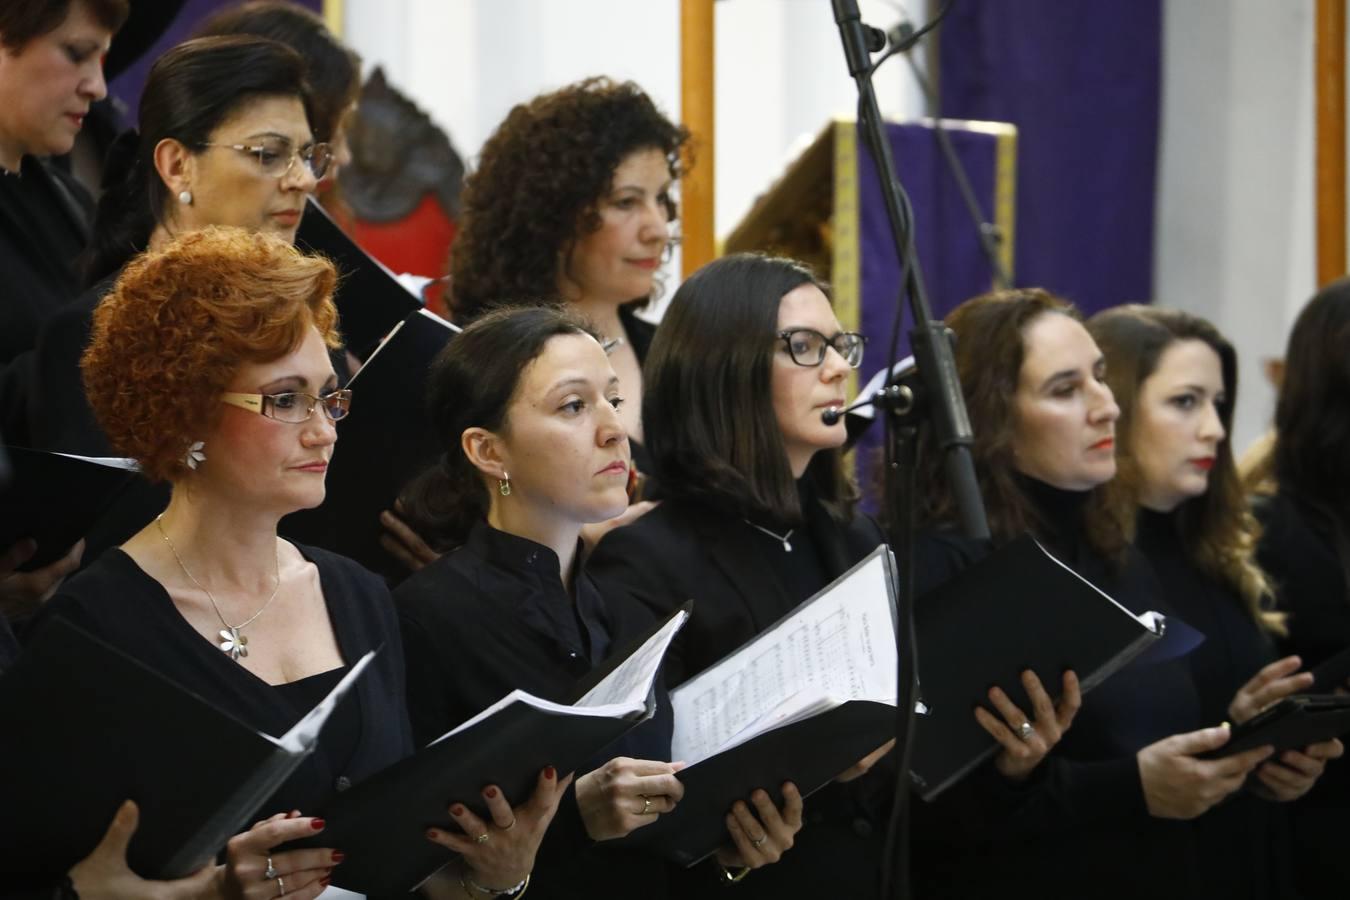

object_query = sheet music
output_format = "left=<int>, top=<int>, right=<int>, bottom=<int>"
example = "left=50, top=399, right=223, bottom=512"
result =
left=670, top=549, right=897, bottom=764
left=51, top=452, right=140, bottom=471
left=576, top=609, right=689, bottom=708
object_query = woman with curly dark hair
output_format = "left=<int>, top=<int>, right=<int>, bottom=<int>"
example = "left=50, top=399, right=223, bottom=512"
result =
left=447, top=77, right=687, bottom=449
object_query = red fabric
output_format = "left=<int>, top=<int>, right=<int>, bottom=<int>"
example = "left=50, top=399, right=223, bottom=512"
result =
left=347, top=194, right=457, bottom=316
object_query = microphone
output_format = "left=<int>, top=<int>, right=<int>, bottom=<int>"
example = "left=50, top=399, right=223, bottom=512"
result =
left=831, top=0, right=885, bottom=76
left=822, top=399, right=867, bottom=426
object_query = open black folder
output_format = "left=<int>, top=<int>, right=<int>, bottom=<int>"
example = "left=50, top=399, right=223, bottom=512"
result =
left=295, top=197, right=423, bottom=358
left=623, top=545, right=899, bottom=867
left=0, top=618, right=373, bottom=880
left=286, top=605, right=691, bottom=895
left=280, top=308, right=457, bottom=577
left=0, top=447, right=137, bottom=570
left=1198, top=694, right=1350, bottom=759
left=910, top=535, right=1165, bottom=800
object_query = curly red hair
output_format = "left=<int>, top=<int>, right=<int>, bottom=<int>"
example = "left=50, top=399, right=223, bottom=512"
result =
left=82, top=227, right=340, bottom=481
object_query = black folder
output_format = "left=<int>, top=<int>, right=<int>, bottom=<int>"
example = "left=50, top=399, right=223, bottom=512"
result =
left=0, top=617, right=372, bottom=880
left=295, top=197, right=422, bottom=358
left=1198, top=694, right=1350, bottom=759
left=285, top=605, right=689, bottom=895
left=0, top=447, right=136, bottom=570
left=1310, top=646, right=1350, bottom=692
left=622, top=546, right=899, bottom=866
left=280, top=309, right=457, bottom=577
left=910, top=535, right=1164, bottom=800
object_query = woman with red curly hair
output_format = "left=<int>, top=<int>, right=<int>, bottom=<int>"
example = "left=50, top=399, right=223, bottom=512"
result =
left=34, top=228, right=566, bottom=900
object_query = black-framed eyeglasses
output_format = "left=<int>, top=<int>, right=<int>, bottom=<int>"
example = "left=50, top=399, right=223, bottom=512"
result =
left=776, top=328, right=866, bottom=369
left=220, top=389, right=352, bottom=424
left=198, top=139, right=333, bottom=180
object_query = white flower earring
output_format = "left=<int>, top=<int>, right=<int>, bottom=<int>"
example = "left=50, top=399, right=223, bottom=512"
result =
left=184, top=441, right=206, bottom=470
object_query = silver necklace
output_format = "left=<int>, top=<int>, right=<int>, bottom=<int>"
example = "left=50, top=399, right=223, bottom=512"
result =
left=745, top=520, right=794, bottom=552
left=156, top=515, right=282, bottom=660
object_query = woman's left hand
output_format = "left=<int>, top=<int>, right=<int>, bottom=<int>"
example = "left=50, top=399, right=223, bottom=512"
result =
left=975, top=669, right=1081, bottom=781
left=1228, top=656, right=1312, bottom=724
left=427, top=766, right=573, bottom=891
left=1254, top=738, right=1344, bottom=801
left=714, top=783, right=803, bottom=871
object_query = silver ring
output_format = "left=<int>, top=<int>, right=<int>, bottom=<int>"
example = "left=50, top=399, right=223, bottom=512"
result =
left=1017, top=721, right=1034, bottom=741
left=639, top=795, right=655, bottom=815
left=501, top=817, right=517, bottom=831
left=264, top=857, right=278, bottom=880
left=275, top=875, right=286, bottom=897
left=474, top=831, right=490, bottom=844
left=750, top=833, right=768, bottom=848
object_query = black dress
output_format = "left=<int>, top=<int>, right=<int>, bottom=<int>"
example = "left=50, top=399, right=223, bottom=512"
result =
left=616, top=304, right=655, bottom=476
left=909, top=478, right=1207, bottom=900
left=1257, top=489, right=1350, bottom=895
left=394, top=521, right=700, bottom=899
left=32, top=544, right=414, bottom=838
left=586, top=487, right=893, bottom=899
left=1134, top=507, right=1295, bottom=899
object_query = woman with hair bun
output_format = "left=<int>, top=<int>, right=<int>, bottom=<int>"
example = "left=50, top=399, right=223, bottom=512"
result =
left=35, top=227, right=563, bottom=899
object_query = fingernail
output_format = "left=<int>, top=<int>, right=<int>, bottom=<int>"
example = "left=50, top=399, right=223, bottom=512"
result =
left=320, top=877, right=331, bottom=887
left=1220, top=721, right=1231, bottom=731
left=451, top=804, right=466, bottom=816
left=426, top=828, right=438, bottom=840
left=332, top=851, right=345, bottom=863
left=310, top=818, right=326, bottom=831
left=484, top=786, right=498, bottom=799
left=544, top=766, right=556, bottom=780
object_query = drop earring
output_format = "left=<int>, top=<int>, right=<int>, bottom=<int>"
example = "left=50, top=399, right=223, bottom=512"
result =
left=498, top=472, right=511, bottom=497
left=178, top=190, right=193, bottom=206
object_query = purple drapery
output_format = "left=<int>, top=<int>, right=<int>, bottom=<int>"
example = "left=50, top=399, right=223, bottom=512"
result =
left=937, top=0, right=1163, bottom=315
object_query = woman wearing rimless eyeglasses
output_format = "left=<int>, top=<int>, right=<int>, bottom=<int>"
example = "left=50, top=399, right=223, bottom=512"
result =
left=30, top=228, right=565, bottom=900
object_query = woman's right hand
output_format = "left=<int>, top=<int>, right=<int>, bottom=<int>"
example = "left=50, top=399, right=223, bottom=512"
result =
left=974, top=669, right=1081, bottom=781
left=1137, top=724, right=1274, bottom=819
left=574, top=757, right=685, bottom=841
left=67, top=800, right=217, bottom=900
left=221, top=811, right=338, bottom=900
left=1228, top=656, right=1312, bottom=724
left=0, top=537, right=84, bottom=617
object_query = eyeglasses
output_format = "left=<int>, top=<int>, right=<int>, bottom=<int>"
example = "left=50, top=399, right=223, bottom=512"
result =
left=198, top=139, right=333, bottom=180
left=220, top=389, right=352, bottom=424
left=776, top=328, right=866, bottom=369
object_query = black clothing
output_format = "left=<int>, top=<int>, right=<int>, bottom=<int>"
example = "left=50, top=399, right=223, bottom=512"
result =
left=617, top=304, right=655, bottom=476
left=0, top=613, right=17, bottom=674
left=0, top=159, right=91, bottom=365
left=1257, top=489, right=1350, bottom=895
left=1135, top=507, right=1294, bottom=900
left=394, top=521, right=686, bottom=899
left=34, top=544, right=414, bottom=827
left=910, top=478, right=1206, bottom=900
left=587, top=491, right=892, bottom=899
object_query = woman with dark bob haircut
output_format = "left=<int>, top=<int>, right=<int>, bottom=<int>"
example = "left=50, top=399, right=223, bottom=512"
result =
left=394, top=305, right=802, bottom=897
left=1087, top=304, right=1339, bottom=898
left=587, top=253, right=971, bottom=897
left=447, top=76, right=687, bottom=455
left=34, top=227, right=565, bottom=899
left=907, top=288, right=1276, bottom=899
left=1250, top=279, right=1350, bottom=893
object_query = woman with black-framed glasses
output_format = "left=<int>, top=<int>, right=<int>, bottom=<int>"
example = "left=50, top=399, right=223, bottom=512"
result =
left=585, top=253, right=894, bottom=898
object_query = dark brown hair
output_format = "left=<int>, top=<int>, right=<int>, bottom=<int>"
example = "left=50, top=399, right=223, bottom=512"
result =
left=642, top=252, right=857, bottom=525
left=195, top=1, right=360, bottom=145
left=1088, top=304, right=1278, bottom=631
left=0, top=0, right=128, bottom=49
left=916, top=288, right=1125, bottom=560
left=448, top=77, right=688, bottom=321
left=398, top=306, right=601, bottom=550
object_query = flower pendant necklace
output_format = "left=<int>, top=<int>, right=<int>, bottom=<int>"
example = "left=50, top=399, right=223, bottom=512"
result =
left=744, top=520, right=794, bottom=553
left=156, top=515, right=282, bottom=660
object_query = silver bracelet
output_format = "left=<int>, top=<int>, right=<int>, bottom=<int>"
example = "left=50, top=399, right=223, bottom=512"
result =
left=460, top=871, right=530, bottom=897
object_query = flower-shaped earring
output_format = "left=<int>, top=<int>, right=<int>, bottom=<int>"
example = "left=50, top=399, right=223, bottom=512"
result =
left=185, top=441, right=206, bottom=470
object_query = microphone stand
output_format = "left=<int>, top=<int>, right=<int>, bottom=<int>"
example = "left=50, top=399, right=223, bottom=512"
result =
left=828, top=2, right=990, bottom=898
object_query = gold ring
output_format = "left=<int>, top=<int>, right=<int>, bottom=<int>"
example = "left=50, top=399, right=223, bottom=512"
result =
left=751, top=833, right=768, bottom=848
left=275, top=875, right=286, bottom=897
left=474, top=832, right=490, bottom=844
left=639, top=795, right=654, bottom=815
left=501, top=817, right=517, bottom=831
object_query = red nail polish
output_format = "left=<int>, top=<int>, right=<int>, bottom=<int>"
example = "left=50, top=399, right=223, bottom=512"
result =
left=319, top=877, right=331, bottom=887
left=451, top=804, right=465, bottom=816
left=310, top=818, right=326, bottom=831
left=544, top=766, right=556, bottom=779
left=484, top=786, right=498, bottom=799
left=426, top=828, right=439, bottom=840
left=331, top=851, right=345, bottom=863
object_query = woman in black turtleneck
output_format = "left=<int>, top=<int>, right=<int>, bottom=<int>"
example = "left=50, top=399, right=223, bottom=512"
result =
left=587, top=254, right=1067, bottom=899
left=1088, top=305, right=1340, bottom=899
left=908, top=289, right=1283, bottom=900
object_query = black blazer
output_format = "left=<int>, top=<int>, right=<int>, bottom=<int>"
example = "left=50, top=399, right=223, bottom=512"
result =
left=588, top=494, right=891, bottom=900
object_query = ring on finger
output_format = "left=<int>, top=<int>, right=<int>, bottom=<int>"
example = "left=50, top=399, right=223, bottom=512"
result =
left=474, top=831, right=491, bottom=844
left=275, top=875, right=286, bottom=897
left=500, top=817, right=517, bottom=831
left=264, top=856, right=278, bottom=880
left=639, top=794, right=655, bottom=815
left=750, top=832, right=768, bottom=848
left=1016, top=721, right=1034, bottom=741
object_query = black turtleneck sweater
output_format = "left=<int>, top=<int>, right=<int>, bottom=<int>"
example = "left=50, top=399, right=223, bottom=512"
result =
left=911, top=477, right=1209, bottom=900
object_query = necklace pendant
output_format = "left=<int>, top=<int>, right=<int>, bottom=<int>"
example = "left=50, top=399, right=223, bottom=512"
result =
left=782, top=539, right=793, bottom=553
left=219, top=627, right=249, bottom=660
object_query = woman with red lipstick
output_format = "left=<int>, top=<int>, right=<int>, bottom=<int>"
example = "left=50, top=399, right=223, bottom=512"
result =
left=0, top=0, right=126, bottom=364
left=394, top=304, right=801, bottom=897
left=906, top=289, right=1280, bottom=900
left=1087, top=304, right=1340, bottom=899
left=34, top=229, right=563, bottom=900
